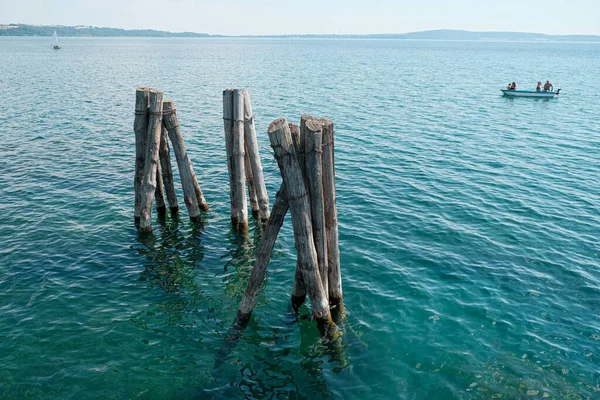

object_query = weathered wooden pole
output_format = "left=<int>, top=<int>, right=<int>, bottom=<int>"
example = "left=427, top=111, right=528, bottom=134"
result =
left=291, top=268, right=307, bottom=314
left=158, top=125, right=179, bottom=214
left=162, top=99, right=202, bottom=222
left=237, top=185, right=289, bottom=323
left=139, top=89, right=164, bottom=232
left=224, top=89, right=248, bottom=232
left=293, top=116, right=313, bottom=308
left=244, top=141, right=260, bottom=218
left=155, top=163, right=167, bottom=216
left=223, top=89, right=235, bottom=195
left=289, top=122, right=306, bottom=312
left=305, top=119, right=328, bottom=298
left=298, top=115, right=311, bottom=182
left=133, top=87, right=150, bottom=225
left=242, top=89, right=270, bottom=221
left=268, top=118, right=332, bottom=327
left=321, top=119, right=343, bottom=309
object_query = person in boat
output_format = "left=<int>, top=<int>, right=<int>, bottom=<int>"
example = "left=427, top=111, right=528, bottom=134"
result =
left=543, top=80, right=553, bottom=92
left=509, top=82, right=517, bottom=90
left=536, top=82, right=542, bottom=92
left=507, top=83, right=512, bottom=90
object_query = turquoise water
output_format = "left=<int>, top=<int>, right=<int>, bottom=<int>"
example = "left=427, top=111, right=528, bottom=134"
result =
left=1, top=37, right=599, bottom=399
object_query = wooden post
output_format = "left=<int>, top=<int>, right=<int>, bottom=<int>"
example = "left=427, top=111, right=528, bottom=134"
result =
left=139, top=89, right=164, bottom=232
left=298, top=115, right=312, bottom=183
left=162, top=99, right=202, bottom=222
left=296, top=114, right=314, bottom=310
left=158, top=125, right=179, bottom=214
left=267, top=118, right=332, bottom=326
left=244, top=141, right=260, bottom=218
left=305, top=119, right=328, bottom=298
left=133, top=87, right=150, bottom=225
left=228, top=89, right=248, bottom=231
left=291, top=268, right=307, bottom=314
left=321, top=119, right=343, bottom=309
left=237, top=185, right=289, bottom=323
left=223, top=89, right=234, bottom=202
left=242, top=89, right=270, bottom=221
left=155, top=163, right=167, bottom=216
left=289, top=122, right=306, bottom=312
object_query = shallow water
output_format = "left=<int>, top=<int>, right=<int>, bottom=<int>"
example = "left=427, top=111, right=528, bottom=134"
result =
left=0, top=37, right=599, bottom=399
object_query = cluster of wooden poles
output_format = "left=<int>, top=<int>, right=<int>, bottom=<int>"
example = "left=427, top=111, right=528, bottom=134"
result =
left=133, top=87, right=209, bottom=233
left=222, top=89, right=270, bottom=231
left=133, top=87, right=344, bottom=334
left=235, top=113, right=343, bottom=334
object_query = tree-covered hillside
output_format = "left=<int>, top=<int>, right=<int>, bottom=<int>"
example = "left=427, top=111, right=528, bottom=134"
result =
left=0, top=24, right=213, bottom=37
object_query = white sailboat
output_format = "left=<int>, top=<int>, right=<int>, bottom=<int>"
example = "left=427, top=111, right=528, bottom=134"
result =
left=52, top=30, right=61, bottom=50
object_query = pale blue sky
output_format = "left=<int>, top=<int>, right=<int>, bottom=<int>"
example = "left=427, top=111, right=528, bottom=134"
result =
left=1, top=0, right=598, bottom=35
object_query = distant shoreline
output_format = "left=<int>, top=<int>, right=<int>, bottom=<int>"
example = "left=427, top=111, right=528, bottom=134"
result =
left=1, top=24, right=599, bottom=42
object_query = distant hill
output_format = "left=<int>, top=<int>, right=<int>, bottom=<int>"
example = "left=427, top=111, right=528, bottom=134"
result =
left=0, top=24, right=214, bottom=37
left=374, top=29, right=600, bottom=42
left=1, top=25, right=599, bottom=42
left=253, top=29, right=600, bottom=42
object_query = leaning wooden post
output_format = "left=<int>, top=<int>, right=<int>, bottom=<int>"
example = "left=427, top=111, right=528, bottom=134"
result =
left=268, top=118, right=333, bottom=328
left=237, top=185, right=289, bottom=323
left=155, top=163, right=167, bottom=216
left=242, top=89, right=270, bottom=221
left=139, top=89, right=164, bottom=232
left=158, top=125, right=179, bottom=214
left=322, top=119, right=343, bottom=309
left=133, top=87, right=150, bottom=225
left=244, top=141, right=260, bottom=218
left=227, top=89, right=248, bottom=231
left=289, top=122, right=306, bottom=312
left=162, top=99, right=202, bottom=222
left=305, top=119, right=328, bottom=298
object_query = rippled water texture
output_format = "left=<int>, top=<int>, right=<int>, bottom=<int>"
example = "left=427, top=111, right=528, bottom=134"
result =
left=1, top=37, right=599, bottom=399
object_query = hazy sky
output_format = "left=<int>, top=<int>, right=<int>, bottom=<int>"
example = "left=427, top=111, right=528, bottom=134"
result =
left=2, top=0, right=599, bottom=35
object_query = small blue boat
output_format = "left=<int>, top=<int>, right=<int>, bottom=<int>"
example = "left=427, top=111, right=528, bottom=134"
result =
left=501, top=89, right=560, bottom=98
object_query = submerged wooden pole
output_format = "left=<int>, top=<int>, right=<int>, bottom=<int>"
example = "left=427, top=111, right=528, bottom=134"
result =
left=158, top=125, right=179, bottom=214
left=133, top=87, right=150, bottom=225
left=268, top=118, right=332, bottom=326
left=322, top=119, right=343, bottom=309
left=155, top=163, right=167, bottom=216
left=289, top=122, right=306, bottom=312
left=305, top=119, right=328, bottom=298
left=227, top=89, right=248, bottom=231
left=242, top=89, right=270, bottom=221
left=237, top=185, right=289, bottom=323
left=139, top=89, right=164, bottom=232
left=162, top=99, right=202, bottom=222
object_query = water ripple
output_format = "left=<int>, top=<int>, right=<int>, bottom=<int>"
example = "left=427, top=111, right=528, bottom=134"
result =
left=0, top=37, right=599, bottom=399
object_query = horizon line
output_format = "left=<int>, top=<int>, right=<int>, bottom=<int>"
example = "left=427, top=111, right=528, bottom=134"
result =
left=1, top=23, right=599, bottom=38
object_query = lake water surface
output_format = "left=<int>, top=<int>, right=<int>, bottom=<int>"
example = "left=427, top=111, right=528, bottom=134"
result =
left=1, top=37, right=599, bottom=399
